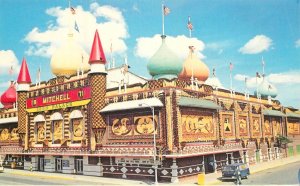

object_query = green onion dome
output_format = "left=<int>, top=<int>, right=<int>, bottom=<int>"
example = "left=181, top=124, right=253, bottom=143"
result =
left=147, top=35, right=182, bottom=80
left=254, top=77, right=277, bottom=98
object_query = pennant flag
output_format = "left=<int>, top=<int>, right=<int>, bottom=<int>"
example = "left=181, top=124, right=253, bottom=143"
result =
left=163, top=5, right=170, bottom=16
left=268, top=84, right=272, bottom=89
left=229, top=62, right=234, bottom=71
left=74, top=21, right=79, bottom=32
left=70, top=7, right=76, bottom=14
left=256, top=72, right=261, bottom=78
left=187, top=16, right=193, bottom=30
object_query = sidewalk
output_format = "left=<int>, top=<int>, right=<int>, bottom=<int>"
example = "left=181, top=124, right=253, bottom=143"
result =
left=179, top=155, right=300, bottom=185
left=3, top=155, right=300, bottom=185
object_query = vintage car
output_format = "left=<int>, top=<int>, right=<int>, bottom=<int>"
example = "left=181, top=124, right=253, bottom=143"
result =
left=221, top=163, right=250, bottom=180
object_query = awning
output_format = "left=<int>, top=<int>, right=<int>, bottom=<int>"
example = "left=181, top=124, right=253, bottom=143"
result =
left=70, top=110, right=83, bottom=119
left=178, top=97, right=222, bottom=110
left=0, top=117, right=18, bottom=125
left=50, top=112, right=63, bottom=120
left=34, top=114, right=46, bottom=122
left=263, top=110, right=286, bottom=117
left=100, top=97, right=164, bottom=113
left=286, top=112, right=300, bottom=118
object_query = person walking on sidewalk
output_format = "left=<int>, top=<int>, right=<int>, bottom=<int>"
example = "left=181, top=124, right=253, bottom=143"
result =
left=235, top=167, right=242, bottom=185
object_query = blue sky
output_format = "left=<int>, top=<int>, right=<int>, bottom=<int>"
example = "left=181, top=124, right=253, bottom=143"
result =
left=0, top=0, right=299, bottom=108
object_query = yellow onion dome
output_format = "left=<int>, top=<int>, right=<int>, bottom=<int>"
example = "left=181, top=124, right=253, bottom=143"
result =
left=179, top=46, right=210, bottom=82
left=50, top=33, right=90, bottom=77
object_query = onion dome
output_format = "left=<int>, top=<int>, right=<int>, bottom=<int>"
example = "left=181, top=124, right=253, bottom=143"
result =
left=17, top=58, right=31, bottom=84
left=254, top=77, right=277, bottom=98
left=1, top=81, right=17, bottom=109
left=147, top=35, right=182, bottom=80
left=178, top=46, right=210, bottom=82
left=50, top=33, right=90, bottom=77
left=89, top=30, right=106, bottom=64
left=205, top=68, right=223, bottom=89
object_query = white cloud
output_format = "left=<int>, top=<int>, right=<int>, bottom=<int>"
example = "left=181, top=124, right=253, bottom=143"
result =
left=235, top=70, right=300, bottom=88
left=295, top=39, right=300, bottom=48
left=268, top=71, right=300, bottom=84
left=0, top=50, right=20, bottom=75
left=135, top=34, right=205, bottom=60
left=239, top=35, right=272, bottom=54
left=234, top=71, right=300, bottom=108
left=24, top=3, right=128, bottom=59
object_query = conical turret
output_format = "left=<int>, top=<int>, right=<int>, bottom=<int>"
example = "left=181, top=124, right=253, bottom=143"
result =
left=89, top=30, right=106, bottom=73
left=17, top=57, right=31, bottom=91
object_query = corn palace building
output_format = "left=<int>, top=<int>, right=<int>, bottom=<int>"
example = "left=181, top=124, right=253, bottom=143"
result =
left=0, top=28, right=299, bottom=182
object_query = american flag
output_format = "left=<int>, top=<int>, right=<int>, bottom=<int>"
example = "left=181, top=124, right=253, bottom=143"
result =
left=256, top=72, right=261, bottom=78
left=37, top=66, right=41, bottom=80
left=229, top=62, right=233, bottom=71
left=74, top=21, right=79, bottom=32
left=70, top=7, right=76, bottom=14
left=262, top=57, right=265, bottom=67
left=187, top=16, right=193, bottom=30
left=163, top=5, right=170, bottom=16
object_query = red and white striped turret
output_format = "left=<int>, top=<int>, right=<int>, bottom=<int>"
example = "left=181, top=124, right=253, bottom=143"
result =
left=89, top=29, right=106, bottom=73
left=17, top=57, right=31, bottom=91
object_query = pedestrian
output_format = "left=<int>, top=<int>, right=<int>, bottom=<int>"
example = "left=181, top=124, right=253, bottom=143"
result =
left=235, top=167, right=242, bottom=185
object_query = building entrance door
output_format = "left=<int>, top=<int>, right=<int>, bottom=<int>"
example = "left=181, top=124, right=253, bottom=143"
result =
left=226, top=153, right=233, bottom=164
left=55, top=158, right=62, bottom=172
left=75, top=159, right=83, bottom=174
left=38, top=157, right=44, bottom=171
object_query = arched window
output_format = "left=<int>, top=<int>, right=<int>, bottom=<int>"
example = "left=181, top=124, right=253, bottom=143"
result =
left=34, top=114, right=46, bottom=144
left=50, top=112, right=63, bottom=144
left=69, top=110, right=84, bottom=144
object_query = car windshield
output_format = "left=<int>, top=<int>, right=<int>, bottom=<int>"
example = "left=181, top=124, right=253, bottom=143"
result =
left=223, top=166, right=236, bottom=171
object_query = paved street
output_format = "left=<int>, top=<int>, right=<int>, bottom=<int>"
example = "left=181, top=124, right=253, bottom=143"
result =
left=0, top=160, right=299, bottom=185
left=0, top=172, right=110, bottom=185
left=219, top=161, right=300, bottom=185
left=0, top=169, right=143, bottom=185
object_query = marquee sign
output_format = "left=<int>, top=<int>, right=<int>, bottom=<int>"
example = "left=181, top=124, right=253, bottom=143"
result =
left=26, top=87, right=91, bottom=113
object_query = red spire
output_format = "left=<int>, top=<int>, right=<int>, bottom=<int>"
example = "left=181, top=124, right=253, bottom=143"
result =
left=1, top=82, right=17, bottom=109
left=89, top=30, right=106, bottom=64
left=17, top=57, right=31, bottom=84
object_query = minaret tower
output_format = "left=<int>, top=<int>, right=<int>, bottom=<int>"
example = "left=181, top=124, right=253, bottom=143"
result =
left=88, top=30, right=107, bottom=150
left=17, top=57, right=32, bottom=150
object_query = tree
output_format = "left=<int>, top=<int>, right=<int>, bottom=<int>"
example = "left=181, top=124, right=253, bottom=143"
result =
left=276, top=135, right=292, bottom=148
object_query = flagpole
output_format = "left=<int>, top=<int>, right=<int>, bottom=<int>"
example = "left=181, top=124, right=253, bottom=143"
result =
left=262, top=56, right=265, bottom=75
left=229, top=62, right=233, bottom=91
left=39, top=64, right=41, bottom=87
left=256, top=73, right=258, bottom=98
left=162, top=3, right=165, bottom=35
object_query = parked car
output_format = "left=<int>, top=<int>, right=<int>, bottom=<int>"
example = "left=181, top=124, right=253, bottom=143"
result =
left=221, top=163, right=250, bottom=180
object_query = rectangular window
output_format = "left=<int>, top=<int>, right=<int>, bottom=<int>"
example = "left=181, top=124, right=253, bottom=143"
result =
left=88, top=157, right=98, bottom=165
